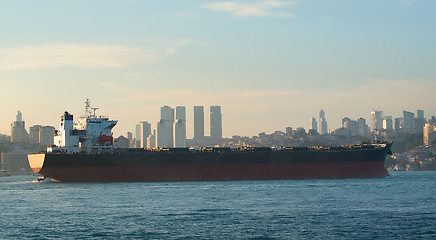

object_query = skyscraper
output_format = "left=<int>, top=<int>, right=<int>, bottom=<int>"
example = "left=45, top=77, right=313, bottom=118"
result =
left=135, top=123, right=141, bottom=148
left=176, top=106, right=186, bottom=122
left=371, top=110, right=383, bottom=131
left=161, top=106, right=174, bottom=147
left=424, top=123, right=436, bottom=145
left=29, top=125, right=41, bottom=143
left=403, top=111, right=414, bottom=129
left=39, top=126, right=55, bottom=146
left=357, top=118, right=368, bottom=136
left=174, top=106, right=186, bottom=147
left=319, top=110, right=328, bottom=135
left=394, top=117, right=403, bottom=131
left=194, top=106, right=204, bottom=138
left=147, top=130, right=156, bottom=148
left=417, top=110, right=424, bottom=119
left=174, top=119, right=186, bottom=147
left=383, top=116, right=393, bottom=130
left=156, top=119, right=167, bottom=148
left=139, top=121, right=151, bottom=148
left=11, top=111, right=29, bottom=142
left=311, top=117, right=318, bottom=133
left=210, top=106, right=222, bottom=138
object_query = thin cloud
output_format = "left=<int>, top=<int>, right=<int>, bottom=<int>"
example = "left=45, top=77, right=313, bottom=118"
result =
left=166, top=39, right=189, bottom=55
left=204, top=0, right=299, bottom=18
left=0, top=44, right=173, bottom=71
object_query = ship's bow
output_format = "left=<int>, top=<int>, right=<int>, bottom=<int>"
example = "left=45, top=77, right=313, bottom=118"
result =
left=27, top=153, right=46, bottom=174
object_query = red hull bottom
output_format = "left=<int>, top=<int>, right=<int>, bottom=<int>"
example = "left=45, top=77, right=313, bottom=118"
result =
left=39, top=161, right=389, bottom=182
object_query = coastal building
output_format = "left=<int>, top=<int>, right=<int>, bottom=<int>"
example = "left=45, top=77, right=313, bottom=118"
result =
left=174, top=106, right=186, bottom=147
left=115, top=135, right=129, bottom=148
left=310, top=117, right=318, bottom=133
left=343, top=118, right=358, bottom=136
left=403, top=111, right=414, bottom=129
left=161, top=106, right=174, bottom=147
left=11, top=111, right=29, bottom=143
left=156, top=119, right=167, bottom=148
left=139, top=121, right=151, bottom=148
left=210, top=106, right=222, bottom=138
left=194, top=106, right=204, bottom=138
left=39, top=126, right=55, bottom=146
left=29, top=125, right=41, bottom=143
left=29, top=125, right=55, bottom=146
left=394, top=117, right=403, bottom=131
left=319, top=110, right=328, bottom=135
left=417, top=110, right=424, bottom=119
left=357, top=118, right=368, bottom=136
left=147, top=130, right=156, bottom=148
left=135, top=124, right=141, bottom=148
left=383, top=116, right=393, bottom=131
left=370, top=110, right=383, bottom=131
left=174, top=119, right=186, bottom=147
left=423, top=123, right=436, bottom=146
left=127, top=132, right=133, bottom=148
left=1, top=147, right=32, bottom=175
left=285, top=127, right=293, bottom=135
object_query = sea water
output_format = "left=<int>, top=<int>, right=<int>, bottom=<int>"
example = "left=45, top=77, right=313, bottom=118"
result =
left=1, top=171, right=435, bottom=239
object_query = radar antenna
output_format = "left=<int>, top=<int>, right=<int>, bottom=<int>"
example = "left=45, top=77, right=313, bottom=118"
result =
left=91, top=107, right=99, bottom=117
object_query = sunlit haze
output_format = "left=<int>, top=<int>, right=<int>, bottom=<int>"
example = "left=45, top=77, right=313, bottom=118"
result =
left=1, top=0, right=435, bottom=138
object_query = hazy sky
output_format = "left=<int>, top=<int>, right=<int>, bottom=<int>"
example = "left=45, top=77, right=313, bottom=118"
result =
left=1, top=0, right=435, bottom=138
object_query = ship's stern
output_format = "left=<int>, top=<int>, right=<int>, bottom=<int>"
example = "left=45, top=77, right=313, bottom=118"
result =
left=27, top=153, right=46, bottom=174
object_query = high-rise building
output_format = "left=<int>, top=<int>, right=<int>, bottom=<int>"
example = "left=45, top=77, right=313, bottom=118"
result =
left=161, top=106, right=174, bottom=147
left=423, top=123, right=436, bottom=145
left=394, top=117, right=403, bottom=131
left=415, top=110, right=426, bottom=133
left=417, top=110, right=424, bottom=119
left=28, top=125, right=55, bottom=146
left=383, top=116, right=393, bottom=130
left=319, top=110, right=328, bottom=135
left=285, top=127, right=293, bottom=135
left=174, top=119, right=186, bottom=147
left=414, top=118, right=425, bottom=133
left=135, top=124, right=141, bottom=148
left=139, top=121, right=151, bottom=148
left=194, top=106, right=204, bottom=138
left=147, top=130, right=156, bottom=148
left=29, top=125, right=41, bottom=143
left=311, top=117, right=318, bottom=133
left=11, top=111, right=29, bottom=143
left=176, top=106, right=186, bottom=122
left=156, top=119, right=167, bottom=148
left=357, top=118, right=368, bottom=136
left=39, top=126, right=55, bottom=146
left=210, top=106, right=222, bottom=138
left=429, top=116, right=436, bottom=125
left=403, top=111, right=414, bottom=129
left=174, top=106, right=186, bottom=147
left=127, top=132, right=133, bottom=148
left=370, top=110, right=383, bottom=131
left=343, top=118, right=358, bottom=136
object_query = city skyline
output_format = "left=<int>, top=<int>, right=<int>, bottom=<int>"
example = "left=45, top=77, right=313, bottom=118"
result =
left=1, top=0, right=435, bottom=137
left=3, top=105, right=435, bottom=140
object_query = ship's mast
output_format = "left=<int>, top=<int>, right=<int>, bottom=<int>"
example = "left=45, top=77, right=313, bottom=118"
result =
left=85, top=99, right=92, bottom=117
left=85, top=99, right=99, bottom=117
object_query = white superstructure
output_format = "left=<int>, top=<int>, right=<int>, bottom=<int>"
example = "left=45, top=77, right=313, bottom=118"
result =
left=50, top=99, right=117, bottom=153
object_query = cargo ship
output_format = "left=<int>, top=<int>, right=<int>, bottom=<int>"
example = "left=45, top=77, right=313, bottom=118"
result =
left=28, top=101, right=392, bottom=182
